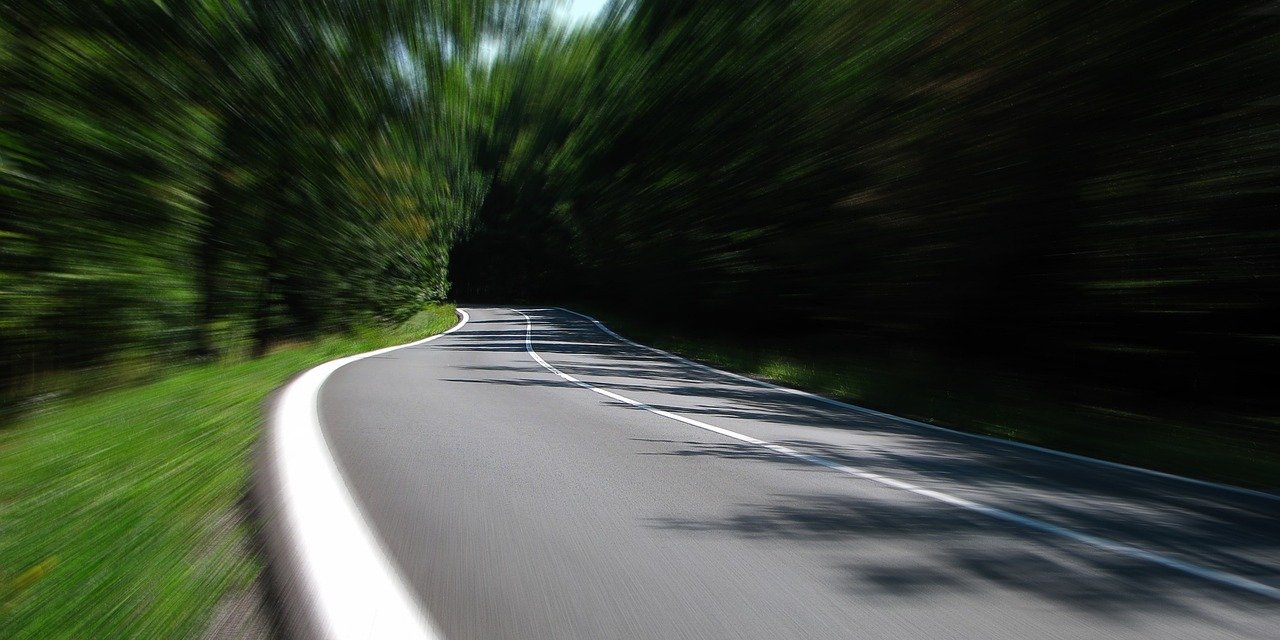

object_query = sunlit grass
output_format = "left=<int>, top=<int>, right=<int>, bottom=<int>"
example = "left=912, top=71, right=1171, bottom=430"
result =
left=0, top=304, right=458, bottom=639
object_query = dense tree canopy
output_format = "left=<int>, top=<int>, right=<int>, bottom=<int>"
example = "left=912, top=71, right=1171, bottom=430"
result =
left=1, top=0, right=519, bottom=399
left=4, top=0, right=1278, bottom=443
left=453, top=0, right=1280, bottom=437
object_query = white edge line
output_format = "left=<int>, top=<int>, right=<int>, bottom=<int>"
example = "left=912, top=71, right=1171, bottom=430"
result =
left=271, top=309, right=469, bottom=640
left=551, top=306, right=1280, bottom=503
left=517, top=308, right=1280, bottom=601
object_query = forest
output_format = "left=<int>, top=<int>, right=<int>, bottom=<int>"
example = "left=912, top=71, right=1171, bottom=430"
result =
left=1, top=0, right=510, bottom=395
left=3, top=1, right=1278, bottom=449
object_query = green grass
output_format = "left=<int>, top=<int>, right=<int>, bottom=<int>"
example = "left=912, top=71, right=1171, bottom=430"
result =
left=584, top=310, right=1280, bottom=493
left=0, top=304, right=458, bottom=639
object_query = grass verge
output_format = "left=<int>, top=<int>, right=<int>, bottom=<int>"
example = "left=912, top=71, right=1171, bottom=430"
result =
left=0, top=304, right=458, bottom=639
left=582, top=308, right=1279, bottom=493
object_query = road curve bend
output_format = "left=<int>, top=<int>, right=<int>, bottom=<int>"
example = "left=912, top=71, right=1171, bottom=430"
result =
left=267, top=306, right=1280, bottom=640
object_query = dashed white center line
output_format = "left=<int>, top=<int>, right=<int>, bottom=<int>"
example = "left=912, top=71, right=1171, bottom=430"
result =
left=514, top=308, right=1280, bottom=601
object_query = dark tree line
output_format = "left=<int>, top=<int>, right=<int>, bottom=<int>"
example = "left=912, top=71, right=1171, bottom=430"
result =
left=453, top=1, right=1280, bottom=436
left=1, top=0, right=521, bottom=401
left=4, top=0, right=1278, bottom=443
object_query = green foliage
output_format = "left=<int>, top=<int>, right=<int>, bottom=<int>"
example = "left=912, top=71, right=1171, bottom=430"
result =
left=455, top=0, right=1280, bottom=444
left=0, top=304, right=457, bottom=639
left=0, top=1, right=515, bottom=399
left=3, top=0, right=1276, bottom=467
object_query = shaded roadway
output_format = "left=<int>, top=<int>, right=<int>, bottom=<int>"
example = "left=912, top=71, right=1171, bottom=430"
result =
left=317, top=306, right=1279, bottom=639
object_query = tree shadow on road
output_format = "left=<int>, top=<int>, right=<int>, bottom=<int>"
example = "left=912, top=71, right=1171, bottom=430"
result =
left=647, top=487, right=1273, bottom=633
left=443, top=307, right=1280, bottom=632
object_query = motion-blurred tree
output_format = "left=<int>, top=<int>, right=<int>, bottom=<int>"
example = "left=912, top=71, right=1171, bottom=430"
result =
left=0, top=0, right=522, bottom=398
left=4, top=0, right=1278, bottom=443
left=454, top=0, right=1280, bottom=436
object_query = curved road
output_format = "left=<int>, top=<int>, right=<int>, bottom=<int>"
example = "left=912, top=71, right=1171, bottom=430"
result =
left=312, top=306, right=1278, bottom=639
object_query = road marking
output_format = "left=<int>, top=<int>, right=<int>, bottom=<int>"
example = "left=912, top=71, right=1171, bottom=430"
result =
left=271, top=310, right=469, bottom=640
left=554, top=306, right=1280, bottom=503
left=515, top=308, right=1280, bottom=601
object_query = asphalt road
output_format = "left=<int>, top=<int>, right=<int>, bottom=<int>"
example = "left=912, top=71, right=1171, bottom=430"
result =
left=316, top=306, right=1279, bottom=639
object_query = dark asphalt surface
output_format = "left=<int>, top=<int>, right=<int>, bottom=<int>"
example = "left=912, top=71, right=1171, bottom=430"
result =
left=318, top=306, right=1279, bottom=639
